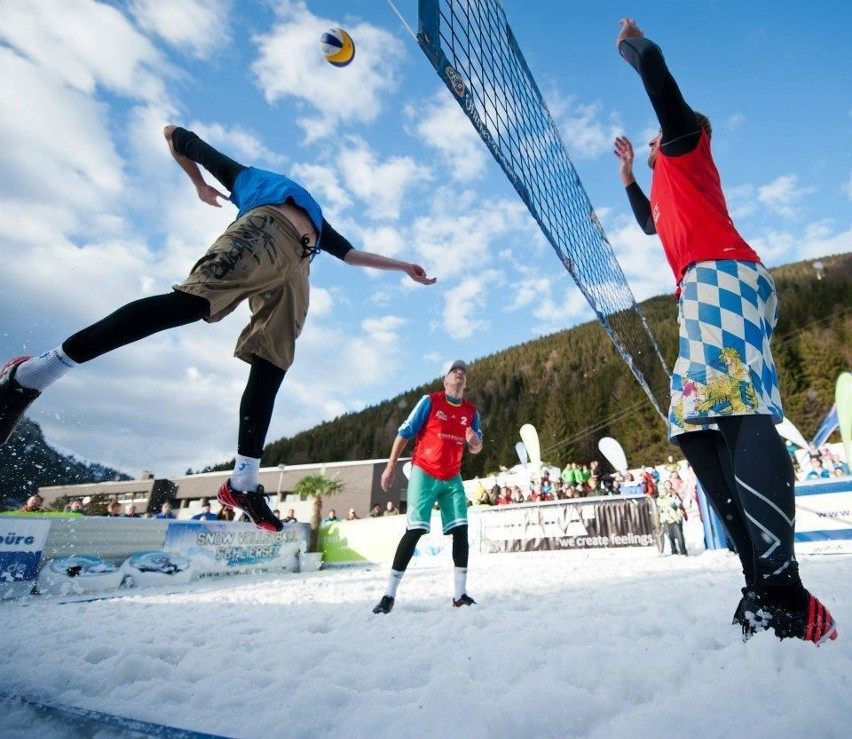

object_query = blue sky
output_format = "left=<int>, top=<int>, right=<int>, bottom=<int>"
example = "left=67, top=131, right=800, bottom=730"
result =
left=1, top=0, right=849, bottom=478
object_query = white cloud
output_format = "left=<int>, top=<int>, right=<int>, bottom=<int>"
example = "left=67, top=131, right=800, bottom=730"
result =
left=412, top=190, right=535, bottom=281
left=552, top=96, right=623, bottom=159
left=442, top=273, right=501, bottom=340
left=747, top=222, right=852, bottom=267
left=405, top=92, right=488, bottom=182
left=0, top=49, right=126, bottom=216
left=0, top=0, right=168, bottom=101
left=293, top=163, right=354, bottom=214
left=129, top=0, right=233, bottom=60
left=757, top=174, right=814, bottom=219
left=337, top=140, right=433, bottom=221
left=251, top=1, right=406, bottom=143
left=188, top=122, right=288, bottom=170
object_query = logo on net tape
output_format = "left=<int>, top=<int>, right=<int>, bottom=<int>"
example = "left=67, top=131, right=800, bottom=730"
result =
left=445, top=66, right=466, bottom=97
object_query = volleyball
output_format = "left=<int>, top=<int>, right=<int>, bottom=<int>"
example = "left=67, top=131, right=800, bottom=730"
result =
left=320, top=27, right=356, bottom=67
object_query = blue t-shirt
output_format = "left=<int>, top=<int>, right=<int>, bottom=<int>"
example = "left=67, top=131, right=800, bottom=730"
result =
left=230, top=167, right=324, bottom=240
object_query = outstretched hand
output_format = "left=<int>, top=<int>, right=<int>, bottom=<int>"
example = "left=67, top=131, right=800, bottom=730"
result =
left=404, top=263, right=437, bottom=285
left=616, top=17, right=643, bottom=52
left=196, top=182, right=229, bottom=207
left=613, top=136, right=636, bottom=186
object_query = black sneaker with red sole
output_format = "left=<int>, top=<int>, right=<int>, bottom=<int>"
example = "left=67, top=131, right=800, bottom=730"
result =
left=740, top=589, right=838, bottom=645
left=453, top=594, right=476, bottom=608
left=217, top=480, right=283, bottom=532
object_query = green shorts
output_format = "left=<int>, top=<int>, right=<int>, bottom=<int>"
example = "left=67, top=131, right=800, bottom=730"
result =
left=406, top=465, right=468, bottom=534
left=174, top=206, right=310, bottom=371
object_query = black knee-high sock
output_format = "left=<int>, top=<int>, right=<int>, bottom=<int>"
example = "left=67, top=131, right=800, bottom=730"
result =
left=677, top=430, right=755, bottom=588
left=451, top=525, right=469, bottom=568
left=237, top=356, right=286, bottom=459
left=716, top=415, right=801, bottom=598
left=392, top=529, right=425, bottom=572
left=62, top=291, right=210, bottom=363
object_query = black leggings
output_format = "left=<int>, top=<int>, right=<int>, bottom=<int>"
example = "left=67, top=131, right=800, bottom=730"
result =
left=62, top=291, right=285, bottom=459
left=677, top=415, right=799, bottom=592
left=392, top=525, right=469, bottom=572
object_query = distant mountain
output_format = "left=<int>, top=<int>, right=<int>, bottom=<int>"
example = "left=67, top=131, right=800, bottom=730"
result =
left=0, top=418, right=131, bottom=511
left=253, top=253, right=851, bottom=479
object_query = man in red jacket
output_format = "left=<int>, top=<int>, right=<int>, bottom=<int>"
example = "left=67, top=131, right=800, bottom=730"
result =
left=372, top=360, right=483, bottom=614
left=613, top=18, right=836, bottom=645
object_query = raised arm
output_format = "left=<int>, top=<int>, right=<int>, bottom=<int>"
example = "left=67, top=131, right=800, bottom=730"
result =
left=616, top=19, right=701, bottom=155
left=613, top=136, right=656, bottom=234
left=163, top=125, right=229, bottom=207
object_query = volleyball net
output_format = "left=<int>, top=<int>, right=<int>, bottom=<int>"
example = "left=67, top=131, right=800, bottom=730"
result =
left=416, top=0, right=671, bottom=422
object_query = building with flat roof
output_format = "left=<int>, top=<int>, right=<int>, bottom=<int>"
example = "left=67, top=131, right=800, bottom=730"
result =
left=38, top=458, right=409, bottom=520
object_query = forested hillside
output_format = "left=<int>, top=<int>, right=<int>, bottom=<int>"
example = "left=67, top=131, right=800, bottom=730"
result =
left=251, top=253, right=851, bottom=478
left=0, top=418, right=130, bottom=510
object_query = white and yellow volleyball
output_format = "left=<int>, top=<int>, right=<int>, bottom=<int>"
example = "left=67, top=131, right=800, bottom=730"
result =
left=320, top=27, right=356, bottom=68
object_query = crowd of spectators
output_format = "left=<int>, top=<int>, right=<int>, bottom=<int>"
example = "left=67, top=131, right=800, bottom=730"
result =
left=792, top=443, right=849, bottom=481
left=473, top=440, right=850, bottom=511
left=472, top=453, right=705, bottom=518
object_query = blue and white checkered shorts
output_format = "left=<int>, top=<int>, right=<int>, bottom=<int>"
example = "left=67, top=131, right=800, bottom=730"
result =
left=669, top=260, right=784, bottom=439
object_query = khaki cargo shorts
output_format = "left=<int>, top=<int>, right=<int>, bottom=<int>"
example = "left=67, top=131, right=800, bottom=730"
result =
left=174, top=205, right=310, bottom=370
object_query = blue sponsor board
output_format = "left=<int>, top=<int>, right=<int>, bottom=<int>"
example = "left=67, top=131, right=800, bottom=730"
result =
left=794, top=478, right=852, bottom=544
left=0, top=519, right=51, bottom=598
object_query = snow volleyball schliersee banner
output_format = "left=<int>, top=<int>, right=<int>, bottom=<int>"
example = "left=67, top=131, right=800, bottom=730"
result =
left=163, top=521, right=309, bottom=573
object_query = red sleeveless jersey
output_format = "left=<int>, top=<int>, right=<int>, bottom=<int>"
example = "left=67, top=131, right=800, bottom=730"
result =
left=412, top=391, right=477, bottom=481
left=650, top=130, right=759, bottom=281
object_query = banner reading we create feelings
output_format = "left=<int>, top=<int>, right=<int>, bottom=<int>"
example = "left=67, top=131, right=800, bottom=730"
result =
left=478, top=497, right=657, bottom=553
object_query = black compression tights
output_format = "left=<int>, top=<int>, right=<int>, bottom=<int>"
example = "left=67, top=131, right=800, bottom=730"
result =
left=62, top=291, right=286, bottom=460
left=392, top=525, right=469, bottom=572
left=677, top=415, right=800, bottom=592
left=62, top=291, right=210, bottom=362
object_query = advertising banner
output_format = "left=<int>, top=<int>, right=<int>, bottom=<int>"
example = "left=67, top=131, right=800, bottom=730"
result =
left=794, top=479, right=852, bottom=545
left=163, top=521, right=310, bottom=575
left=319, top=510, right=483, bottom=565
left=0, top=518, right=51, bottom=599
left=478, top=497, right=656, bottom=553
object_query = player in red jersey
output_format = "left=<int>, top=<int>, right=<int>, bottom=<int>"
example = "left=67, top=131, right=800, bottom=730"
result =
left=372, top=360, right=483, bottom=613
left=613, top=18, right=835, bottom=645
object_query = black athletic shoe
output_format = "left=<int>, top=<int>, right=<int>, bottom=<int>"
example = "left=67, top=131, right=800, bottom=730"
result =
left=217, top=480, right=282, bottom=532
left=372, top=595, right=394, bottom=614
left=452, top=594, right=476, bottom=608
left=732, top=587, right=756, bottom=637
left=0, top=356, right=39, bottom=445
left=740, top=590, right=838, bottom=646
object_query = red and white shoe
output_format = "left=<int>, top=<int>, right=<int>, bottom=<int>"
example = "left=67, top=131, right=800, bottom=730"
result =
left=741, top=590, right=838, bottom=646
left=216, top=479, right=282, bottom=532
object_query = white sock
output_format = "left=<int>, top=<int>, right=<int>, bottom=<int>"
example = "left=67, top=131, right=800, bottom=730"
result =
left=230, top=455, right=260, bottom=492
left=454, top=567, right=468, bottom=600
left=386, top=569, right=404, bottom=598
left=14, top=346, right=77, bottom=391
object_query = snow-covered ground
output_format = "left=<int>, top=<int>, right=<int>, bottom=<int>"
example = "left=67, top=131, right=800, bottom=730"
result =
left=0, top=546, right=849, bottom=739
